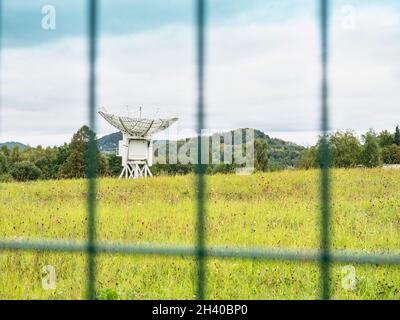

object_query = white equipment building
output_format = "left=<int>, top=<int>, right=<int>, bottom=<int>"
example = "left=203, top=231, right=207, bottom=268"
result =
left=99, top=108, right=178, bottom=179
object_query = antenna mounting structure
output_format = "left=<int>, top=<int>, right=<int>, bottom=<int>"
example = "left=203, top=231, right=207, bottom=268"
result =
left=99, top=107, right=178, bottom=179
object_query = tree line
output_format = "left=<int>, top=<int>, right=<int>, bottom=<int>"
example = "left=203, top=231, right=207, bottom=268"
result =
left=0, top=126, right=110, bottom=182
left=1, top=125, right=399, bottom=182
left=0, top=126, right=269, bottom=182
left=298, top=126, right=400, bottom=169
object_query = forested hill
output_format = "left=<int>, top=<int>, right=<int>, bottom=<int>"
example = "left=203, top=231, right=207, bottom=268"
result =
left=97, top=132, right=122, bottom=153
left=97, top=129, right=305, bottom=169
left=0, top=142, right=26, bottom=150
left=257, top=131, right=305, bottom=169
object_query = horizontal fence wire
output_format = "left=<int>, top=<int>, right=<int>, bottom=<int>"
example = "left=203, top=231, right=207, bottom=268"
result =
left=0, top=240, right=400, bottom=265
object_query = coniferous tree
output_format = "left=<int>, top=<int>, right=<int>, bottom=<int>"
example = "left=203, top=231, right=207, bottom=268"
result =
left=394, top=125, right=400, bottom=146
left=59, top=125, right=102, bottom=178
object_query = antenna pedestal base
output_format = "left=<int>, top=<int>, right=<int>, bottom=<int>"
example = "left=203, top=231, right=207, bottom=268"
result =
left=119, top=161, right=153, bottom=179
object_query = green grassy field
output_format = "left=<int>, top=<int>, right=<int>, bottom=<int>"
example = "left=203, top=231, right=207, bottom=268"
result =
left=0, top=168, right=399, bottom=299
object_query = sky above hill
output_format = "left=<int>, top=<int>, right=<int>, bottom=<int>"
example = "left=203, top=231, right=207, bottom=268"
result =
left=1, top=0, right=400, bottom=147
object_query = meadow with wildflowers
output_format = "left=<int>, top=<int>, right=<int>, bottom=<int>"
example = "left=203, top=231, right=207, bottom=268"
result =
left=0, top=169, right=399, bottom=299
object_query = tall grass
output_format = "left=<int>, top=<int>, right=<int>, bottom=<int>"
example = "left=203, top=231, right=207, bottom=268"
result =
left=0, top=169, right=399, bottom=299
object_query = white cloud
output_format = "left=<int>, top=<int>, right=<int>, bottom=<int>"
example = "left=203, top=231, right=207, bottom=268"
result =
left=1, top=4, right=399, bottom=147
left=329, top=4, right=400, bottom=133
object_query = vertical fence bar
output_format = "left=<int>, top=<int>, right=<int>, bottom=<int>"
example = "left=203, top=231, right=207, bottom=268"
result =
left=0, top=0, right=2, bottom=139
left=195, top=0, right=207, bottom=300
left=319, top=0, right=331, bottom=300
left=86, top=0, right=98, bottom=300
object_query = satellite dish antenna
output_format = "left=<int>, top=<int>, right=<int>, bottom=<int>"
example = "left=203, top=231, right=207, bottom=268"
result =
left=99, top=108, right=178, bottom=179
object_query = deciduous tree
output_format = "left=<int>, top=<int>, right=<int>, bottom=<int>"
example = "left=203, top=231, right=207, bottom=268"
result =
left=330, top=131, right=361, bottom=168
left=360, top=130, right=382, bottom=168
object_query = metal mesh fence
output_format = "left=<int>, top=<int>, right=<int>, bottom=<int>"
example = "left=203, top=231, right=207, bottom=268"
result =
left=0, top=0, right=399, bottom=300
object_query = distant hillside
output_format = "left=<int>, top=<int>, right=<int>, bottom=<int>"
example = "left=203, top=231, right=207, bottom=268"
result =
left=253, top=130, right=305, bottom=169
left=97, top=132, right=122, bottom=152
left=0, top=142, right=26, bottom=150
left=97, top=129, right=305, bottom=169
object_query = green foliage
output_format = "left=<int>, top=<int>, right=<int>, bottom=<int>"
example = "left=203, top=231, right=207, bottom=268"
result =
left=106, top=153, right=123, bottom=176
left=2, top=126, right=400, bottom=182
left=1, top=145, right=10, bottom=157
left=360, top=130, right=382, bottom=168
left=395, top=125, right=400, bottom=146
left=59, top=126, right=105, bottom=178
left=382, top=144, right=400, bottom=164
left=10, top=145, right=21, bottom=164
left=254, top=139, right=268, bottom=171
left=10, top=161, right=42, bottom=181
left=0, top=152, right=8, bottom=174
left=59, top=126, right=91, bottom=178
left=263, top=136, right=304, bottom=169
left=145, top=131, right=271, bottom=175
left=298, top=127, right=400, bottom=168
left=297, top=146, right=319, bottom=169
left=99, top=129, right=304, bottom=171
left=35, top=153, right=57, bottom=180
left=97, top=153, right=109, bottom=176
left=207, top=163, right=237, bottom=174
left=378, top=130, right=394, bottom=148
left=330, top=131, right=361, bottom=168
left=0, top=127, right=110, bottom=182
left=96, top=288, right=119, bottom=300
left=54, top=144, right=71, bottom=174
left=151, top=163, right=195, bottom=175
left=0, top=173, right=13, bottom=182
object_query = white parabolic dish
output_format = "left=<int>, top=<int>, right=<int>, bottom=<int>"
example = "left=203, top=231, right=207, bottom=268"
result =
left=98, top=108, right=178, bottom=179
left=99, top=109, right=178, bottom=138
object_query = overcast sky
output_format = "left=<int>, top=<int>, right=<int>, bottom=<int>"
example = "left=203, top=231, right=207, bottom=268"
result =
left=1, top=0, right=399, bottom=147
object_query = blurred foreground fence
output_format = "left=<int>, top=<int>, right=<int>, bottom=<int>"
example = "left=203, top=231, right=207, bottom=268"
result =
left=0, top=0, right=399, bottom=300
